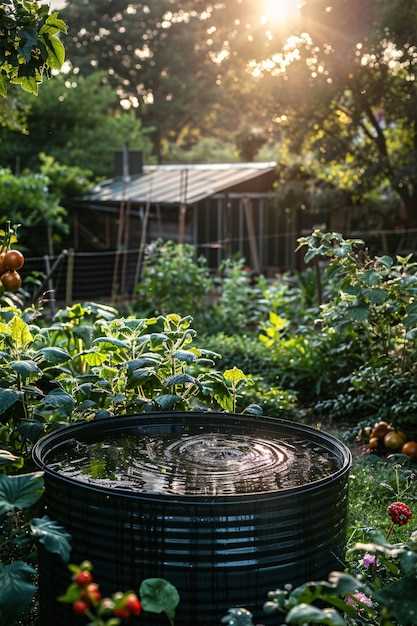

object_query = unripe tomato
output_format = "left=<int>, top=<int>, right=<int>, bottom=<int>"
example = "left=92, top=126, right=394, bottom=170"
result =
left=4, top=249, right=24, bottom=271
left=384, top=431, right=406, bottom=451
left=1, top=271, right=22, bottom=292
left=402, top=441, right=417, bottom=460
left=73, top=571, right=93, bottom=587
left=73, top=600, right=89, bottom=615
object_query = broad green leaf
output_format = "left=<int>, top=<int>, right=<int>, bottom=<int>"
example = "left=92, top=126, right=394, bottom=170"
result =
left=347, top=305, right=369, bottom=322
left=0, top=472, right=44, bottom=516
left=164, top=373, right=196, bottom=387
left=0, top=561, right=36, bottom=623
left=376, top=577, right=417, bottom=624
left=38, top=347, right=71, bottom=364
left=287, top=604, right=346, bottom=625
left=93, top=337, right=129, bottom=349
left=0, top=75, right=7, bottom=97
left=173, top=350, right=196, bottom=363
left=140, top=578, right=180, bottom=625
left=79, top=350, right=107, bottom=366
left=224, top=367, right=246, bottom=385
left=127, top=357, right=160, bottom=371
left=0, top=389, right=21, bottom=415
left=43, top=32, right=65, bottom=69
left=154, top=394, right=182, bottom=410
left=9, top=316, right=33, bottom=349
left=41, top=389, right=74, bottom=416
left=31, top=516, right=71, bottom=562
left=11, top=360, right=41, bottom=381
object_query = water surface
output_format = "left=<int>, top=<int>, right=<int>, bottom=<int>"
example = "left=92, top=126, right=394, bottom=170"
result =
left=47, top=424, right=338, bottom=496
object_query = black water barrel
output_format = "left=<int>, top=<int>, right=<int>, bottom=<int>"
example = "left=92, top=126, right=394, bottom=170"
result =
left=33, top=412, right=351, bottom=626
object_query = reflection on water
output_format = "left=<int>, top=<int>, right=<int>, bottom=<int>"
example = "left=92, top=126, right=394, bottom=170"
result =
left=47, top=425, right=338, bottom=496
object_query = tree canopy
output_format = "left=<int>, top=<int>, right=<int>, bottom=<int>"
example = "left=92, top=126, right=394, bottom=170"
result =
left=0, top=0, right=67, bottom=96
left=0, top=72, right=153, bottom=177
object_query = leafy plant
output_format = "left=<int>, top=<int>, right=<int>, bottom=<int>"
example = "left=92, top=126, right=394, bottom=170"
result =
left=0, top=1, right=67, bottom=96
left=135, top=241, right=213, bottom=320
left=59, top=562, right=180, bottom=626
left=0, top=472, right=70, bottom=625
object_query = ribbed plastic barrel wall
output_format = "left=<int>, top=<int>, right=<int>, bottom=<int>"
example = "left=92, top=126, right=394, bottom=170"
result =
left=33, top=413, right=351, bottom=626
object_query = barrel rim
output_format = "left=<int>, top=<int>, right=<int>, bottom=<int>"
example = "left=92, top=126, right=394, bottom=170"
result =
left=32, top=411, right=352, bottom=504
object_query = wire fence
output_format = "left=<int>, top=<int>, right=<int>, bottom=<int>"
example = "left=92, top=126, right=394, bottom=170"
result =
left=24, top=227, right=417, bottom=307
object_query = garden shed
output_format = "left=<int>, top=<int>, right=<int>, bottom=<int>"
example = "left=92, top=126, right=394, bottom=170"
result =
left=72, top=161, right=304, bottom=274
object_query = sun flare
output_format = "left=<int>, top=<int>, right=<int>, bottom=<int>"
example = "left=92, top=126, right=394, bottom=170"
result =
left=263, top=0, right=300, bottom=24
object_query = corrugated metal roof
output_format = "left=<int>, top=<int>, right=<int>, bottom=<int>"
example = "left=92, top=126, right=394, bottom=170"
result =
left=88, top=162, right=277, bottom=205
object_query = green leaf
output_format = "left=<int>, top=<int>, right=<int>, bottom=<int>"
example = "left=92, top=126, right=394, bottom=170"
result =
left=287, top=604, right=346, bottom=625
left=79, top=350, right=108, bottom=366
left=376, top=576, right=417, bottom=624
left=154, top=394, right=182, bottom=410
left=0, top=75, right=7, bottom=97
left=42, top=32, right=65, bottom=69
left=347, top=305, right=369, bottom=322
left=140, top=578, right=180, bottom=625
left=362, top=288, right=388, bottom=305
left=0, top=561, right=36, bottom=623
left=93, top=337, right=129, bottom=349
left=31, top=516, right=71, bottom=562
left=0, top=389, right=21, bottom=415
left=378, top=255, right=394, bottom=269
left=9, top=316, right=33, bottom=349
left=173, top=350, right=196, bottom=363
left=39, top=347, right=71, bottom=364
left=11, top=360, right=41, bottom=381
left=224, top=367, right=247, bottom=385
left=0, top=472, right=44, bottom=516
left=164, top=373, right=196, bottom=386
left=41, top=389, right=74, bottom=416
left=58, top=583, right=82, bottom=604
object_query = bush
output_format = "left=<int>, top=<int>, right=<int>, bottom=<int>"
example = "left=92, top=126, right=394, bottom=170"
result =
left=135, top=241, right=213, bottom=319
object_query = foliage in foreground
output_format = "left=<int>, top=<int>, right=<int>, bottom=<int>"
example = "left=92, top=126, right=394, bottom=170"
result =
left=0, top=471, right=70, bottom=624
left=60, top=561, right=179, bottom=626
left=223, top=458, right=416, bottom=626
left=0, top=1, right=67, bottom=97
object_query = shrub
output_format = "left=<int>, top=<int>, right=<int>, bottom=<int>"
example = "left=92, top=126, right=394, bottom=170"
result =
left=135, top=241, right=213, bottom=319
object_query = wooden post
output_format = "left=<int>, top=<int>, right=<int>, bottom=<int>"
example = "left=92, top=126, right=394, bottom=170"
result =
left=217, top=197, right=222, bottom=267
left=178, top=204, right=187, bottom=243
left=44, top=255, right=56, bottom=317
left=243, top=198, right=261, bottom=273
left=134, top=201, right=151, bottom=288
left=65, top=249, right=74, bottom=306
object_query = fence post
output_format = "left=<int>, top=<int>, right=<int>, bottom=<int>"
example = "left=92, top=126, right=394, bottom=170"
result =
left=65, top=249, right=74, bottom=306
left=44, top=255, right=56, bottom=317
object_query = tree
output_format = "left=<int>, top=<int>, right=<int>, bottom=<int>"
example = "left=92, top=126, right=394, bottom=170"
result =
left=63, top=0, right=223, bottom=160
left=0, top=1, right=67, bottom=96
left=0, top=72, right=153, bottom=177
left=209, top=0, right=417, bottom=223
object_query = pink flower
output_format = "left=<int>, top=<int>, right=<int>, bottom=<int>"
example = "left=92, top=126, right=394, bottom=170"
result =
left=362, top=553, right=377, bottom=569
left=346, top=592, right=373, bottom=609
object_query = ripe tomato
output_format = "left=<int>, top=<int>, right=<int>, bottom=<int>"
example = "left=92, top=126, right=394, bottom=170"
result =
left=73, top=571, right=93, bottom=587
left=369, top=437, right=379, bottom=451
left=1, top=271, right=22, bottom=292
left=4, top=249, right=24, bottom=271
left=73, top=600, right=89, bottom=615
left=125, top=593, right=142, bottom=616
left=371, top=421, right=391, bottom=440
left=402, top=441, right=417, bottom=460
left=0, top=252, right=6, bottom=275
left=114, top=607, right=130, bottom=618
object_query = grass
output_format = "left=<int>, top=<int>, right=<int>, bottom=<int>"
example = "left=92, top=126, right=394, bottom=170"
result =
left=347, top=454, right=416, bottom=551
